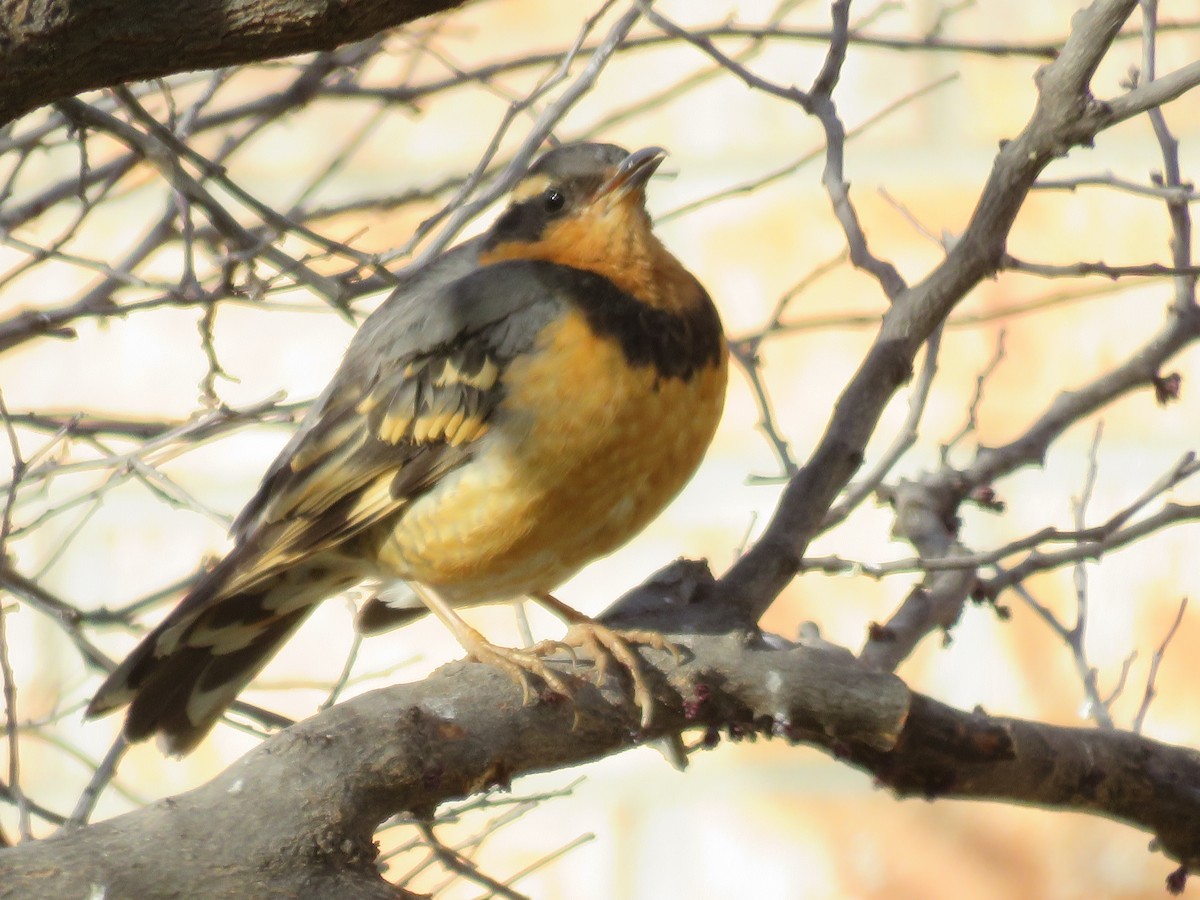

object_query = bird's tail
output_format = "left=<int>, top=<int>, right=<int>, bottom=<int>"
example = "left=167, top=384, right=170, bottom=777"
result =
left=87, top=554, right=359, bottom=755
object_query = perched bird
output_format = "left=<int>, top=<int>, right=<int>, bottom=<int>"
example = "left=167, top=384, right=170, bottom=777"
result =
left=87, top=142, right=728, bottom=754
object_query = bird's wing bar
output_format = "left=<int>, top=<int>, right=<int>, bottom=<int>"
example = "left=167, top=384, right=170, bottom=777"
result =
left=224, top=263, right=564, bottom=590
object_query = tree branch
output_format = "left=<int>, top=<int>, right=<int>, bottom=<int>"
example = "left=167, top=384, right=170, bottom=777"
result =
left=3, top=577, right=1197, bottom=897
left=719, top=0, right=1172, bottom=621
left=0, top=0, right=467, bottom=128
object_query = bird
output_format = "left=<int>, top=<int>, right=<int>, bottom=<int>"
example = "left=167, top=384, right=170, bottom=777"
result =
left=86, top=142, right=728, bottom=754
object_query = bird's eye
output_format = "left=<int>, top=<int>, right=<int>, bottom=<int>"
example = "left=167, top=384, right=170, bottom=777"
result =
left=542, top=188, right=566, bottom=214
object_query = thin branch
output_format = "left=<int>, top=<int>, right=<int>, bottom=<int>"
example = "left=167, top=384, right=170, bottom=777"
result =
left=643, top=1, right=907, bottom=298
left=638, top=4, right=814, bottom=110
left=1034, top=172, right=1196, bottom=203
left=0, top=393, right=30, bottom=840
left=1133, top=596, right=1188, bottom=734
left=415, top=820, right=528, bottom=900
left=980, top=502, right=1200, bottom=598
left=53, top=98, right=350, bottom=313
left=1067, top=422, right=1113, bottom=730
left=941, top=329, right=1007, bottom=459
left=66, top=737, right=129, bottom=829
left=1003, top=254, right=1200, bottom=280
left=661, top=72, right=957, bottom=225
left=822, top=323, right=944, bottom=529
left=729, top=343, right=799, bottom=479
left=403, top=1, right=647, bottom=267
left=1139, top=0, right=1197, bottom=312
left=763, top=278, right=1138, bottom=335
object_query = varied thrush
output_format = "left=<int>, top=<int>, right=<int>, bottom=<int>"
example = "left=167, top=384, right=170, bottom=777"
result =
left=87, top=142, right=728, bottom=753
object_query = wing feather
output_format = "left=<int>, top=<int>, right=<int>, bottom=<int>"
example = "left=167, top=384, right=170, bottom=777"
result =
left=222, top=261, right=564, bottom=589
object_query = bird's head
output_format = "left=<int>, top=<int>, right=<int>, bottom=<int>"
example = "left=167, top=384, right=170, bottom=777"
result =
left=480, top=143, right=670, bottom=285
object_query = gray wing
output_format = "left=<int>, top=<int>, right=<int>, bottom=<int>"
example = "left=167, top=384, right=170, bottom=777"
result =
left=221, top=259, right=564, bottom=592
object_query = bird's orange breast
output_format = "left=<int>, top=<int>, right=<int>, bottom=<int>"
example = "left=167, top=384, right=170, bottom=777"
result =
left=376, top=307, right=727, bottom=602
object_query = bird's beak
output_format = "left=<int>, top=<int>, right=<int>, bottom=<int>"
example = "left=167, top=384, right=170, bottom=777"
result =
left=596, top=146, right=668, bottom=205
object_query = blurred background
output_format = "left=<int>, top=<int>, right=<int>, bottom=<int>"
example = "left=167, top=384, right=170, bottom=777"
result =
left=2, top=0, right=1199, bottom=896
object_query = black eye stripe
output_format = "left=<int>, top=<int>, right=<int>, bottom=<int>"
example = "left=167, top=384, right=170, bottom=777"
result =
left=484, top=183, right=576, bottom=247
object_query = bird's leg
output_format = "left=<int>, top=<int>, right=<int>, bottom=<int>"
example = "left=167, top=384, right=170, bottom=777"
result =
left=530, top=591, right=681, bottom=728
left=410, top=584, right=575, bottom=704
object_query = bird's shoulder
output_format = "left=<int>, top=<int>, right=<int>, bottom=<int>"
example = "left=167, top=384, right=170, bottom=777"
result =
left=226, top=258, right=599, bottom=555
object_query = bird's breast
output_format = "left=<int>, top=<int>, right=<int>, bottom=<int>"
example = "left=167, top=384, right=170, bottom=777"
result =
left=378, top=305, right=727, bottom=602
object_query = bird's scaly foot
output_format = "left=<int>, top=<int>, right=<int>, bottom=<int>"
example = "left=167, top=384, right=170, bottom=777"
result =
left=465, top=635, right=577, bottom=706
left=536, top=622, right=680, bottom=728
left=409, top=584, right=578, bottom=707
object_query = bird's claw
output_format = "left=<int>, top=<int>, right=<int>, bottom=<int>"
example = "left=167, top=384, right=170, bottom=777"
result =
left=527, top=638, right=579, bottom=670
left=466, top=625, right=678, bottom=730
left=557, top=622, right=679, bottom=729
left=468, top=640, right=575, bottom=706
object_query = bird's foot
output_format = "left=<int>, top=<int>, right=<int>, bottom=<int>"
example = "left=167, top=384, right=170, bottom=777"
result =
left=467, top=636, right=577, bottom=706
left=535, top=622, right=680, bottom=728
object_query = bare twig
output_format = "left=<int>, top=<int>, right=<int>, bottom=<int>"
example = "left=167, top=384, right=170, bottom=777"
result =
left=66, top=737, right=129, bottom=829
left=415, top=819, right=529, bottom=900
left=1034, top=172, right=1196, bottom=203
left=1133, top=596, right=1188, bottom=734
left=804, top=496, right=1200, bottom=583
left=0, top=392, right=30, bottom=840
left=1003, top=254, right=1200, bottom=280
left=404, top=1, right=647, bottom=267
left=1066, top=422, right=1113, bottom=729
left=941, top=329, right=1007, bottom=459
left=822, top=324, right=944, bottom=529
left=1139, top=0, right=1197, bottom=312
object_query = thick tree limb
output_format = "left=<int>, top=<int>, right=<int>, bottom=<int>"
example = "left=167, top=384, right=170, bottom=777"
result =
left=0, top=0, right=466, bottom=128
left=2, top=574, right=1197, bottom=898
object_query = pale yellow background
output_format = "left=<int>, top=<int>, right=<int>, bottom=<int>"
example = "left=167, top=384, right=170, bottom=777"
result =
left=3, top=1, right=1200, bottom=897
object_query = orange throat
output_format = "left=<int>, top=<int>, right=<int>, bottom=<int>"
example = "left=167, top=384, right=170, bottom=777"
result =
left=480, top=196, right=698, bottom=315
